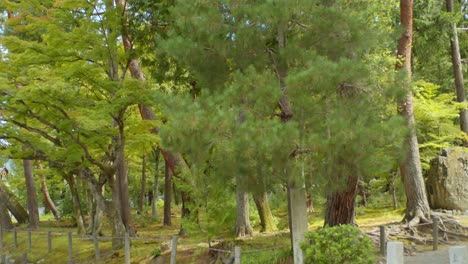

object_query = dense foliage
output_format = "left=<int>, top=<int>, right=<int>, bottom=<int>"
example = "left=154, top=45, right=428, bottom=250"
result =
left=301, top=225, right=375, bottom=264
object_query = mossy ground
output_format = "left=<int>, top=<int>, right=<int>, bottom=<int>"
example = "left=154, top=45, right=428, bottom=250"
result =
left=0, top=206, right=466, bottom=263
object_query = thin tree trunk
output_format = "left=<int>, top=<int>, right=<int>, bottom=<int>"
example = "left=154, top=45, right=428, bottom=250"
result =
left=173, top=182, right=180, bottom=206
left=23, top=159, right=39, bottom=229
left=324, top=175, right=359, bottom=226
left=87, top=186, right=95, bottom=234
left=152, top=149, right=160, bottom=221
left=164, top=159, right=172, bottom=226
left=0, top=181, right=28, bottom=224
left=396, top=0, right=431, bottom=226
left=446, top=0, right=468, bottom=134
left=138, top=156, right=147, bottom=214
left=116, top=1, right=182, bottom=221
left=235, top=174, right=253, bottom=237
left=65, top=174, right=86, bottom=234
left=0, top=188, right=14, bottom=230
left=253, top=192, right=277, bottom=233
left=306, top=193, right=315, bottom=213
left=35, top=160, right=60, bottom=219
left=276, top=24, right=308, bottom=263
left=179, top=191, right=191, bottom=236
left=107, top=173, right=126, bottom=248
left=115, top=120, right=133, bottom=234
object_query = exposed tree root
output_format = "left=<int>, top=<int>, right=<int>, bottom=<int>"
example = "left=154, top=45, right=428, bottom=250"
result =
left=366, top=211, right=468, bottom=255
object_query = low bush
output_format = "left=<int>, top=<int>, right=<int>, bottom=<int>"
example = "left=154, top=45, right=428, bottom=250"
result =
left=301, top=225, right=375, bottom=264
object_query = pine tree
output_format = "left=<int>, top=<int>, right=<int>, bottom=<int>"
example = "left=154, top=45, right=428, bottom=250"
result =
left=159, top=0, right=405, bottom=261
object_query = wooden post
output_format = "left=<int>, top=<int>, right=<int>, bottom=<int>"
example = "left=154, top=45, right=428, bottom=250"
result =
left=0, top=227, right=3, bottom=250
left=27, top=229, right=31, bottom=250
left=68, top=232, right=74, bottom=264
left=93, top=233, right=100, bottom=261
left=234, top=246, right=241, bottom=264
left=13, top=227, right=17, bottom=249
left=380, top=225, right=386, bottom=255
left=433, top=217, right=438, bottom=251
left=48, top=231, right=52, bottom=253
left=170, top=235, right=178, bottom=264
left=22, top=252, right=27, bottom=264
left=124, top=232, right=130, bottom=264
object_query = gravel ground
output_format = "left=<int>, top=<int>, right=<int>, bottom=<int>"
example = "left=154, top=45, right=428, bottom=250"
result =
left=405, top=247, right=451, bottom=264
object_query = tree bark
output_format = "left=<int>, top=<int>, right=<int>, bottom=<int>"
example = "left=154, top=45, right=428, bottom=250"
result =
left=324, top=175, right=359, bottom=226
left=107, top=172, right=126, bottom=248
left=164, top=158, right=172, bottom=226
left=446, top=0, right=468, bottom=134
left=396, top=0, right=431, bottom=226
left=152, top=149, right=160, bottom=221
left=235, top=174, right=253, bottom=237
left=0, top=187, right=14, bottom=230
left=253, top=192, right=277, bottom=233
left=65, top=174, right=86, bottom=234
left=115, top=120, right=133, bottom=233
left=276, top=24, right=308, bottom=263
left=23, top=159, right=40, bottom=229
left=35, top=160, right=61, bottom=219
left=179, top=190, right=191, bottom=236
left=0, top=181, right=28, bottom=224
left=138, top=156, right=147, bottom=214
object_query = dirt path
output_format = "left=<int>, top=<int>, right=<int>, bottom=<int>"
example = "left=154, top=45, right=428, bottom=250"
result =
left=405, top=248, right=450, bottom=264
left=404, top=243, right=468, bottom=264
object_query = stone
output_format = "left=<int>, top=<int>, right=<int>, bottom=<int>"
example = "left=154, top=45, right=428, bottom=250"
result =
left=449, top=246, right=468, bottom=264
left=386, top=242, right=404, bottom=264
left=427, top=148, right=468, bottom=210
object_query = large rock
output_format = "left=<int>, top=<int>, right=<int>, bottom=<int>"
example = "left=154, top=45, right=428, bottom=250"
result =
left=426, top=148, right=468, bottom=210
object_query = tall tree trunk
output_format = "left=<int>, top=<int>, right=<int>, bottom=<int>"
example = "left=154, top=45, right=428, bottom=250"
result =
left=324, top=175, right=359, bottom=226
left=23, top=159, right=39, bottom=229
left=35, top=160, right=61, bottom=219
left=87, top=174, right=106, bottom=236
left=138, top=156, right=147, bottom=214
left=396, top=0, right=431, bottom=226
left=115, top=120, right=133, bottom=234
left=0, top=181, right=28, bottom=224
left=253, top=192, right=277, bottom=233
left=446, top=0, right=468, bottom=134
left=0, top=187, right=14, bottom=230
left=65, top=174, right=86, bottom=234
left=164, top=159, right=172, bottom=226
left=107, top=173, right=126, bottom=248
left=235, top=175, right=253, bottom=237
left=276, top=25, right=308, bottom=263
left=152, top=149, right=160, bottom=221
left=116, top=1, right=182, bottom=225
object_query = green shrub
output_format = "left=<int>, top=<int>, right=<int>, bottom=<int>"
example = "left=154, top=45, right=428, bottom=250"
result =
left=301, top=225, right=375, bottom=264
left=151, top=247, right=162, bottom=258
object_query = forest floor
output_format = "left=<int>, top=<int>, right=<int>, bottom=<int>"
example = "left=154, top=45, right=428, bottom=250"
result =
left=0, top=206, right=467, bottom=263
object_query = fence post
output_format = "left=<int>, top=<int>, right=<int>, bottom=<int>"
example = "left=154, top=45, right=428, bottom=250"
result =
left=380, top=225, right=386, bottom=255
left=93, top=233, right=100, bottom=262
left=48, top=231, right=52, bottom=253
left=170, top=235, right=178, bottom=264
left=432, top=217, right=438, bottom=251
left=124, top=232, right=130, bottom=264
left=13, top=227, right=17, bottom=249
left=68, top=232, right=74, bottom=264
left=234, top=246, right=241, bottom=264
left=22, top=252, right=27, bottom=264
left=27, top=229, right=31, bottom=250
left=0, top=227, right=3, bottom=250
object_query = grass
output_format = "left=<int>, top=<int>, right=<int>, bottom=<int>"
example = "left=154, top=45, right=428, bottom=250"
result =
left=1, top=205, right=466, bottom=263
